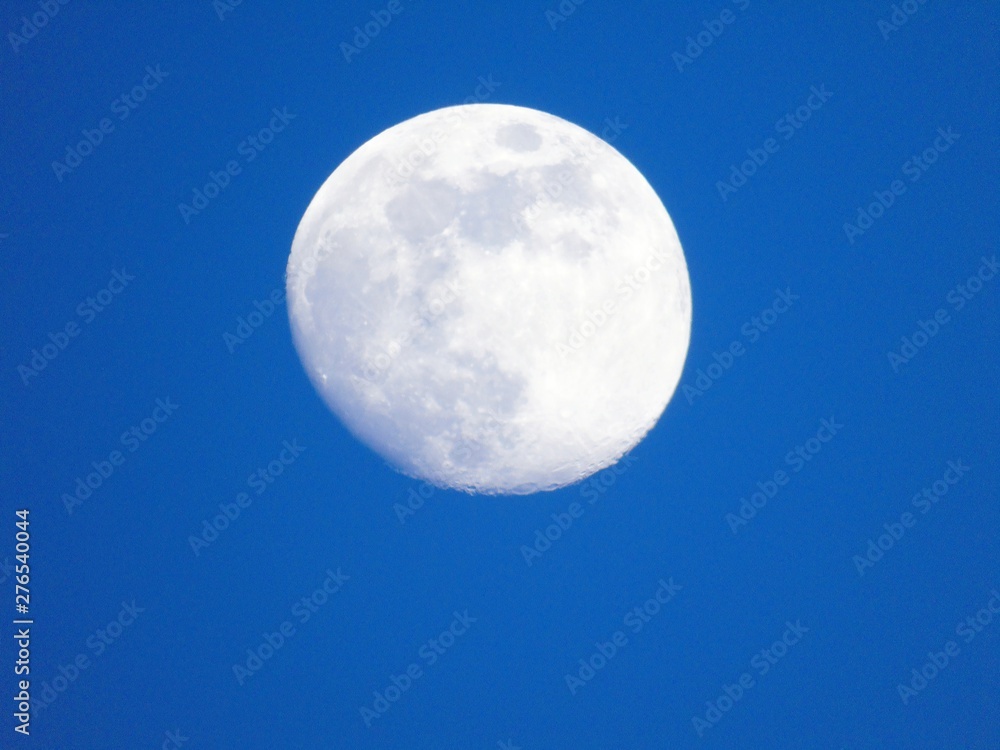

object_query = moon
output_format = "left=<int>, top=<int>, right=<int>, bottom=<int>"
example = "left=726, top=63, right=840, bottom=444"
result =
left=286, top=104, right=691, bottom=495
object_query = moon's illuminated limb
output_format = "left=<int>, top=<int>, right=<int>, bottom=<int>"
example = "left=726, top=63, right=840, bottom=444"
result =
left=287, top=104, right=691, bottom=494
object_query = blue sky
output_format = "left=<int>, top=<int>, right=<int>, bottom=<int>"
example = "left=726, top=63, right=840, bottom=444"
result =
left=2, top=1, right=998, bottom=748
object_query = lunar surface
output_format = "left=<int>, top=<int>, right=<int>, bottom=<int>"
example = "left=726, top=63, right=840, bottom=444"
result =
left=287, top=104, right=691, bottom=494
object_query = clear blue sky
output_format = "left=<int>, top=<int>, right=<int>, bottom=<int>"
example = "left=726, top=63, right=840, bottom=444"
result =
left=2, top=1, right=998, bottom=748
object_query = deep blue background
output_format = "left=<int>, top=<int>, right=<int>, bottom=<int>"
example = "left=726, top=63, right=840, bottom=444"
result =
left=2, top=1, right=998, bottom=748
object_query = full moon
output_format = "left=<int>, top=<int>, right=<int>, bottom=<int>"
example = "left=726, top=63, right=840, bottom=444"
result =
left=287, top=104, right=691, bottom=495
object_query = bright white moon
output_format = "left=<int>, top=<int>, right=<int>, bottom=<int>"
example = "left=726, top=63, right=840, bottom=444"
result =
left=287, top=103, right=691, bottom=494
